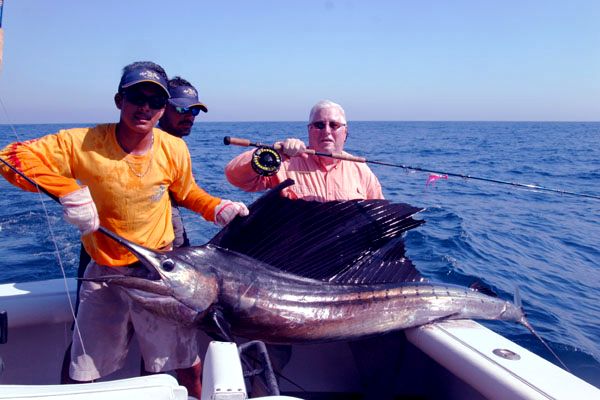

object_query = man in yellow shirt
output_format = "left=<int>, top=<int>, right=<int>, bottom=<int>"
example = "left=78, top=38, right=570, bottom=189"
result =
left=0, top=61, right=248, bottom=399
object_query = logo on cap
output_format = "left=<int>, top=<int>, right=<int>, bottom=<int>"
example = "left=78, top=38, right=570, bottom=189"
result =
left=139, top=70, right=161, bottom=81
left=182, top=87, right=197, bottom=97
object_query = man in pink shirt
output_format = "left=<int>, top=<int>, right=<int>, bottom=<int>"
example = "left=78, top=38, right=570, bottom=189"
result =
left=226, top=100, right=402, bottom=399
left=225, top=99, right=383, bottom=201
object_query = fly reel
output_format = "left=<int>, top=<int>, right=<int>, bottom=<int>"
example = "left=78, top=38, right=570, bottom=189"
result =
left=251, top=146, right=282, bottom=176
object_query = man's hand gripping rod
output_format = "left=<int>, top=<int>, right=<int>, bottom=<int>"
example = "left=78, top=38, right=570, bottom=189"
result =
left=223, top=136, right=366, bottom=163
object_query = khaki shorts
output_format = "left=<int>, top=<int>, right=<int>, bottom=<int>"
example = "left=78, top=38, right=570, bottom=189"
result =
left=69, top=262, right=200, bottom=381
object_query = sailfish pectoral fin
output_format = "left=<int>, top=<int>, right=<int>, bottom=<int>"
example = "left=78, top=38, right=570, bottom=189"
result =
left=122, top=289, right=201, bottom=327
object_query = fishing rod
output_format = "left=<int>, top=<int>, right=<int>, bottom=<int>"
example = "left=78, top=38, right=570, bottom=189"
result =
left=0, top=0, right=4, bottom=67
left=224, top=136, right=600, bottom=201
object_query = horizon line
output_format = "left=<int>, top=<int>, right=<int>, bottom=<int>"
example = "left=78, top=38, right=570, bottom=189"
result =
left=1, top=119, right=599, bottom=126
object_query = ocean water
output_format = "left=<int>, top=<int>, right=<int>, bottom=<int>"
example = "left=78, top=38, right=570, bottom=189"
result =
left=0, top=121, right=599, bottom=388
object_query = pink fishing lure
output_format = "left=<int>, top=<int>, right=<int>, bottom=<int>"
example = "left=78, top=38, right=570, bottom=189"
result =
left=426, top=173, right=448, bottom=187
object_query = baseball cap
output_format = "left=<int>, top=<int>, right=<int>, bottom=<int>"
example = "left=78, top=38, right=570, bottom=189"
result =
left=168, top=85, right=208, bottom=112
left=119, top=66, right=170, bottom=97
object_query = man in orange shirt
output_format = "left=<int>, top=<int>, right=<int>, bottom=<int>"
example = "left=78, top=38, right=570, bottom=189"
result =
left=0, top=61, right=248, bottom=399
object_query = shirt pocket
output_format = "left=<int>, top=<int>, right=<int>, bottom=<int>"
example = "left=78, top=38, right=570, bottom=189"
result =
left=289, top=184, right=313, bottom=196
left=333, top=185, right=366, bottom=200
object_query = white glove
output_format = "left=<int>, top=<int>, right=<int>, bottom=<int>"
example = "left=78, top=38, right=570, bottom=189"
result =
left=59, top=186, right=100, bottom=235
left=214, top=199, right=249, bottom=227
left=277, top=138, right=307, bottom=158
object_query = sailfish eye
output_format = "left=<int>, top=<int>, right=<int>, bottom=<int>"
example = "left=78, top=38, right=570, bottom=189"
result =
left=161, top=259, right=175, bottom=272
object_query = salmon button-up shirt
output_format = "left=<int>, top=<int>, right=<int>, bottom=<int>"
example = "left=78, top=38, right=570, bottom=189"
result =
left=225, top=150, right=384, bottom=201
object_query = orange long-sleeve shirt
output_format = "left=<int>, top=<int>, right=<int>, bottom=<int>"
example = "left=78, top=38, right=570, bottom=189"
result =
left=0, top=123, right=221, bottom=266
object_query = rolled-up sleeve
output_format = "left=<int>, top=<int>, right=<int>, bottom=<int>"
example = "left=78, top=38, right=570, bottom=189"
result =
left=225, top=150, right=275, bottom=192
left=0, top=133, right=81, bottom=198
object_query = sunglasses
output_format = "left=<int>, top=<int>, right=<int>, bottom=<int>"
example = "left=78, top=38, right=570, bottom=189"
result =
left=174, top=106, right=202, bottom=116
left=309, top=121, right=346, bottom=131
left=123, top=90, right=167, bottom=110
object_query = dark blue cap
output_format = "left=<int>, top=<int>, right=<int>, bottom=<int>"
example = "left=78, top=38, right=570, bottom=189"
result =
left=119, top=67, right=170, bottom=97
left=168, top=85, right=208, bottom=112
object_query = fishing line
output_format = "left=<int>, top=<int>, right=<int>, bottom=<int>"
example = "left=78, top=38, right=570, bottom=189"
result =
left=0, top=99, right=89, bottom=357
left=513, top=289, right=570, bottom=372
left=224, top=136, right=600, bottom=201
left=237, top=351, right=307, bottom=393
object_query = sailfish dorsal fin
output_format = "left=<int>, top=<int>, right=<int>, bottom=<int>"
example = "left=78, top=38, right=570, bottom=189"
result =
left=210, top=179, right=425, bottom=284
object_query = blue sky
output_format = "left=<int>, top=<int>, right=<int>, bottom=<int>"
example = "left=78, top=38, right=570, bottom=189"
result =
left=0, top=0, right=599, bottom=123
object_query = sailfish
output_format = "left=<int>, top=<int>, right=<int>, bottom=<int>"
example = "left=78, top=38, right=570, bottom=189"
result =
left=90, top=179, right=529, bottom=344
left=0, top=161, right=566, bottom=367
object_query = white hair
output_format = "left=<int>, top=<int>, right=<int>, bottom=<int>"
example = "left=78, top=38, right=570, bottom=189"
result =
left=308, top=100, right=346, bottom=124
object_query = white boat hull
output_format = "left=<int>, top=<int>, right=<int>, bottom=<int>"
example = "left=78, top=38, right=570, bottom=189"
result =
left=0, top=278, right=598, bottom=399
